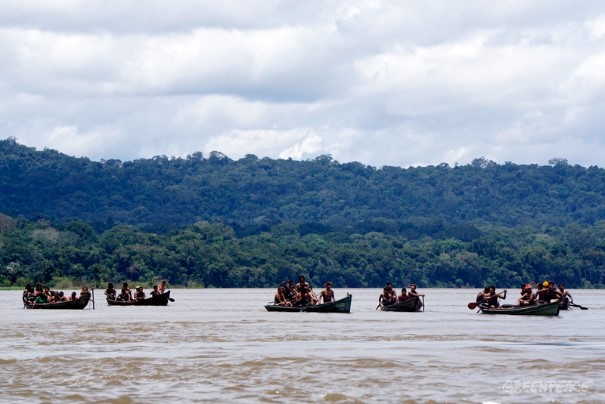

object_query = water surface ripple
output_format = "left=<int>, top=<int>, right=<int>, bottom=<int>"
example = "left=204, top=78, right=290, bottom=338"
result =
left=1, top=288, right=603, bottom=403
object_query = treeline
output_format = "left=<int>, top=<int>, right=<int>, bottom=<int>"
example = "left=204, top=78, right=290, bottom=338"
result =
left=3, top=137, right=605, bottom=288
left=1, top=215, right=604, bottom=288
left=3, top=138, right=605, bottom=236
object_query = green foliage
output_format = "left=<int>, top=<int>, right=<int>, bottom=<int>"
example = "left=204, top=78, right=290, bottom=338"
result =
left=2, top=139, right=605, bottom=288
left=0, top=217, right=604, bottom=288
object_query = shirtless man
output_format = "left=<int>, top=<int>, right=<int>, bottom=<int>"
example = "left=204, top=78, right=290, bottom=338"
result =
left=517, top=283, right=535, bottom=306
left=134, top=286, right=146, bottom=301
left=484, top=285, right=506, bottom=307
left=158, top=280, right=167, bottom=294
left=379, top=283, right=397, bottom=307
left=274, top=286, right=291, bottom=306
left=319, top=282, right=335, bottom=304
left=397, top=288, right=409, bottom=303
left=543, top=281, right=563, bottom=302
left=408, top=284, right=425, bottom=298
left=557, top=283, right=573, bottom=303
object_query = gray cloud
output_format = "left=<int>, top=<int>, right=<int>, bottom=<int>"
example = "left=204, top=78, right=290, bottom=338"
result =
left=1, top=1, right=605, bottom=167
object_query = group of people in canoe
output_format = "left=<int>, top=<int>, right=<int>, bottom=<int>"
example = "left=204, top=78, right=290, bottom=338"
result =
left=475, top=281, right=574, bottom=308
left=22, top=283, right=91, bottom=306
left=273, top=276, right=336, bottom=306
left=104, top=280, right=167, bottom=302
left=378, top=282, right=424, bottom=307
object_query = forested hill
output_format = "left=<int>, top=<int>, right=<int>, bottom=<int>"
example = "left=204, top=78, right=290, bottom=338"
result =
left=2, top=138, right=605, bottom=289
left=1, top=138, right=605, bottom=236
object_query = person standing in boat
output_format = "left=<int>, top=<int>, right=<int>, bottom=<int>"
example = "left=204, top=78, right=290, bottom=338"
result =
left=319, top=282, right=335, bottom=304
left=379, top=283, right=397, bottom=307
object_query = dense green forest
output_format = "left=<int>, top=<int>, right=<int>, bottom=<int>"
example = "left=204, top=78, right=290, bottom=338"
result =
left=1, top=137, right=605, bottom=288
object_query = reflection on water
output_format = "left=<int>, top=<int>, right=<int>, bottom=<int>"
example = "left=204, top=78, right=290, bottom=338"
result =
left=0, top=288, right=603, bottom=403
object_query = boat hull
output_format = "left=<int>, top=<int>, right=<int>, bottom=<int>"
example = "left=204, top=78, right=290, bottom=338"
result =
left=25, top=293, right=91, bottom=310
left=479, top=300, right=560, bottom=316
left=107, top=291, right=171, bottom=306
left=265, top=294, right=352, bottom=313
left=380, top=296, right=423, bottom=312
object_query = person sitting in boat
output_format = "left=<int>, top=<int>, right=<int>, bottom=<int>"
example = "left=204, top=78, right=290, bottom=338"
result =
left=293, top=285, right=313, bottom=306
left=408, top=284, right=424, bottom=298
left=69, top=291, right=78, bottom=301
left=117, top=282, right=132, bottom=301
left=80, top=286, right=90, bottom=299
left=34, top=283, right=44, bottom=297
left=483, top=286, right=506, bottom=308
left=397, top=287, right=410, bottom=302
left=517, top=283, right=535, bottom=306
left=306, top=283, right=319, bottom=305
left=319, top=282, right=335, bottom=304
left=542, top=281, right=563, bottom=302
left=158, top=280, right=167, bottom=294
left=534, top=281, right=548, bottom=302
left=274, top=286, right=292, bottom=306
left=22, top=284, right=36, bottom=306
left=476, top=286, right=489, bottom=303
left=150, top=285, right=161, bottom=297
left=134, top=286, right=146, bottom=301
left=379, top=283, right=397, bottom=307
left=36, top=292, right=49, bottom=304
left=46, top=290, right=58, bottom=303
left=57, top=291, right=67, bottom=302
left=295, top=275, right=307, bottom=293
left=557, top=283, right=573, bottom=307
left=104, top=283, right=117, bottom=300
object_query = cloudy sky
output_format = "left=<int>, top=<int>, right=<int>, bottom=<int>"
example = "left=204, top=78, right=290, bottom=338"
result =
left=1, top=1, right=605, bottom=168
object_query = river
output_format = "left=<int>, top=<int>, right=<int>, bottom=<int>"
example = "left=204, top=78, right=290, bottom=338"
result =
left=0, top=288, right=603, bottom=403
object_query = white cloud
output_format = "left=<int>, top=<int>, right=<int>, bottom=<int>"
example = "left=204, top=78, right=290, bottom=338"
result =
left=1, top=1, right=605, bottom=168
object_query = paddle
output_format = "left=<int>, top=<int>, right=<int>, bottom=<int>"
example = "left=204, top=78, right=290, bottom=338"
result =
left=169, top=297, right=175, bottom=302
left=467, top=301, right=481, bottom=310
left=570, top=303, right=588, bottom=310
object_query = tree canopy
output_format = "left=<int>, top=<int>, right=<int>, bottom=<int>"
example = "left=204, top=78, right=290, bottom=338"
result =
left=1, top=138, right=604, bottom=288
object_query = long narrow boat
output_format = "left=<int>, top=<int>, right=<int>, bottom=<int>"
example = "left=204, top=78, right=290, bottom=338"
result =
left=107, top=291, right=171, bottom=306
left=380, top=296, right=423, bottom=312
left=24, top=293, right=91, bottom=310
left=479, top=300, right=560, bottom=316
left=265, top=294, right=352, bottom=313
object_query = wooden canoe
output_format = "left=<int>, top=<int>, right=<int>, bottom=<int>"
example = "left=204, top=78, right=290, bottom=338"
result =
left=107, top=291, right=171, bottom=306
left=479, top=300, right=560, bottom=316
left=380, top=296, right=423, bottom=312
left=265, top=294, right=352, bottom=313
left=24, top=293, right=91, bottom=310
